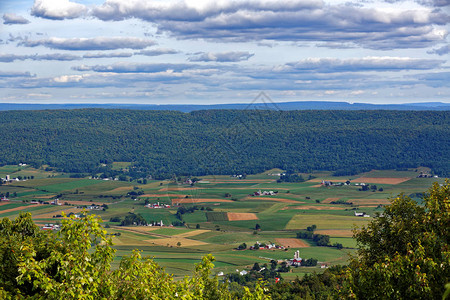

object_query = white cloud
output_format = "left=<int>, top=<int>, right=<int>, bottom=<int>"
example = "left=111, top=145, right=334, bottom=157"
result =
left=52, top=75, right=84, bottom=83
left=350, top=90, right=365, bottom=95
left=0, top=53, right=81, bottom=62
left=189, top=51, right=254, bottom=62
left=31, top=0, right=88, bottom=20
left=136, top=48, right=180, bottom=56
left=88, top=0, right=449, bottom=50
left=3, top=13, right=30, bottom=25
left=83, top=52, right=133, bottom=58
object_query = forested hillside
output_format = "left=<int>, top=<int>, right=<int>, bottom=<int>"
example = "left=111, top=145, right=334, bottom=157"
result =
left=0, top=109, right=448, bottom=178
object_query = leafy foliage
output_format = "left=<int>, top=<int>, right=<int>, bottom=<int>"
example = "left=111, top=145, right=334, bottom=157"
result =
left=346, top=180, right=450, bottom=299
left=0, top=212, right=270, bottom=299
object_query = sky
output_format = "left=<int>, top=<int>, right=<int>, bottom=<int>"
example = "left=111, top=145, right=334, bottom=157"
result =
left=0, top=0, right=449, bottom=104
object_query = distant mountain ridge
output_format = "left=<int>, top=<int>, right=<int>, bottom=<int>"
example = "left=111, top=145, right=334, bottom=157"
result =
left=0, top=101, right=449, bottom=112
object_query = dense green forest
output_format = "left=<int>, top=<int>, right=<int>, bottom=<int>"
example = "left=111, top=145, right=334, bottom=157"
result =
left=0, top=109, right=448, bottom=178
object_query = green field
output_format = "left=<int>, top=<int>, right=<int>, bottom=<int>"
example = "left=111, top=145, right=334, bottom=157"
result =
left=0, top=166, right=446, bottom=279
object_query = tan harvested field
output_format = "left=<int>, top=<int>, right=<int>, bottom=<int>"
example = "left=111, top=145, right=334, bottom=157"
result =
left=322, top=197, right=341, bottom=203
left=227, top=212, right=258, bottom=221
left=172, top=198, right=234, bottom=204
left=243, top=196, right=300, bottom=203
left=142, top=194, right=186, bottom=198
left=311, top=184, right=322, bottom=188
left=282, top=205, right=345, bottom=210
left=275, top=238, right=310, bottom=248
left=175, top=230, right=210, bottom=238
left=0, top=204, right=41, bottom=214
left=314, top=230, right=354, bottom=237
left=352, top=177, right=411, bottom=184
left=34, top=207, right=83, bottom=219
left=350, top=198, right=391, bottom=205
left=0, top=202, right=12, bottom=206
left=115, top=226, right=160, bottom=233
left=145, top=237, right=208, bottom=247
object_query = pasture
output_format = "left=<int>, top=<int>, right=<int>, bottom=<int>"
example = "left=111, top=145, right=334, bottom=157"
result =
left=0, top=165, right=445, bottom=278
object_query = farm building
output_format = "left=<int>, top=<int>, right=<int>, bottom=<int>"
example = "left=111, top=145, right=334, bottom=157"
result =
left=145, top=202, right=171, bottom=209
left=354, top=211, right=370, bottom=217
left=289, top=250, right=302, bottom=266
left=42, top=224, right=60, bottom=231
left=51, top=199, right=61, bottom=205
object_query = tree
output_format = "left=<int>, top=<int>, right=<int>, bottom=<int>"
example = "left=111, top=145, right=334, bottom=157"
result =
left=346, top=180, right=450, bottom=299
left=237, top=243, right=247, bottom=250
left=306, top=224, right=316, bottom=232
left=255, top=224, right=261, bottom=230
left=252, top=262, right=261, bottom=271
left=0, top=212, right=271, bottom=299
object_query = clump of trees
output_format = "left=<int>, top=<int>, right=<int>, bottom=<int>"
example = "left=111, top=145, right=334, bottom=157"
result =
left=277, top=173, right=305, bottom=183
left=119, top=213, right=147, bottom=226
left=297, top=229, right=330, bottom=247
left=346, top=180, right=450, bottom=299
left=297, top=225, right=343, bottom=249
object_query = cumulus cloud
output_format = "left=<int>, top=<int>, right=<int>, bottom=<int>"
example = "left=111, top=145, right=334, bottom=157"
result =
left=279, top=57, right=445, bottom=73
left=3, top=13, right=30, bottom=25
left=19, top=37, right=156, bottom=50
left=89, top=0, right=449, bottom=50
left=136, top=48, right=180, bottom=56
left=427, top=44, right=450, bottom=55
left=189, top=51, right=254, bottom=62
left=31, top=0, right=88, bottom=20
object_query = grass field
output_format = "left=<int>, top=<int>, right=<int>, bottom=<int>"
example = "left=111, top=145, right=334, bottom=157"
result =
left=0, top=166, right=445, bottom=279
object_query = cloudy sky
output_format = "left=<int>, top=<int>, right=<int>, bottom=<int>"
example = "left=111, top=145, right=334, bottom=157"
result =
left=0, top=0, right=449, bottom=104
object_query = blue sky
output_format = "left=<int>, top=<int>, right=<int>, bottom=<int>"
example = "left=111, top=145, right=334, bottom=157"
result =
left=0, top=0, right=449, bottom=104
